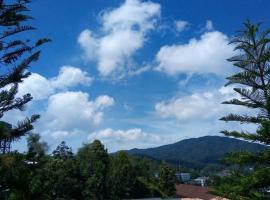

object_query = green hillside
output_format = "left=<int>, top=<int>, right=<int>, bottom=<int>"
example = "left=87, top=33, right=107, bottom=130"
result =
left=127, top=136, right=267, bottom=168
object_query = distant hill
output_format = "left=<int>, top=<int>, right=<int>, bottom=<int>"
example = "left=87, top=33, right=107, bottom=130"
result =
left=126, top=136, right=267, bottom=168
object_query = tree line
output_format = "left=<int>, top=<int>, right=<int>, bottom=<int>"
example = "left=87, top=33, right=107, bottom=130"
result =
left=0, top=136, right=176, bottom=199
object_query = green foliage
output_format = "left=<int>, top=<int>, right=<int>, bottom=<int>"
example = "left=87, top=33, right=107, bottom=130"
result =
left=107, top=151, right=164, bottom=199
left=30, top=155, right=82, bottom=200
left=1, top=139, right=169, bottom=200
left=215, top=21, right=270, bottom=199
left=52, top=141, right=73, bottom=159
left=158, top=163, right=176, bottom=198
left=77, top=140, right=109, bottom=200
left=26, top=133, right=48, bottom=161
left=0, top=152, right=31, bottom=200
left=108, top=151, right=137, bottom=199
left=0, top=134, right=49, bottom=200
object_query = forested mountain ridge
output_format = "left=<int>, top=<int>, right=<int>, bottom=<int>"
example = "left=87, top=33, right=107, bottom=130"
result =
left=126, top=136, right=267, bottom=167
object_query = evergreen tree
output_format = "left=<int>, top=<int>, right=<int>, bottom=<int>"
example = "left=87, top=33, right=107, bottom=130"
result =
left=0, top=152, right=33, bottom=200
left=30, top=141, right=82, bottom=200
left=0, top=135, right=48, bottom=200
left=0, top=0, right=50, bottom=151
left=77, top=140, right=109, bottom=200
left=26, top=133, right=48, bottom=162
left=109, top=151, right=137, bottom=199
left=158, top=163, right=176, bottom=198
left=215, top=21, right=270, bottom=199
left=0, top=1, right=49, bottom=198
left=52, top=141, right=73, bottom=159
left=131, top=157, right=163, bottom=198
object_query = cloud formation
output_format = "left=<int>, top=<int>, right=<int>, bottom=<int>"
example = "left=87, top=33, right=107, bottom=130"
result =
left=156, top=31, right=235, bottom=76
left=9, top=67, right=114, bottom=140
left=88, top=128, right=162, bottom=152
left=174, top=20, right=189, bottom=33
left=155, top=86, right=240, bottom=121
left=18, top=66, right=92, bottom=100
left=78, top=0, right=160, bottom=76
left=39, top=92, right=114, bottom=137
left=205, top=20, right=214, bottom=31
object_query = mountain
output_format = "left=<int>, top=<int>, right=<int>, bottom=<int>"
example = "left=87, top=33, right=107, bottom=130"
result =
left=127, top=136, right=267, bottom=168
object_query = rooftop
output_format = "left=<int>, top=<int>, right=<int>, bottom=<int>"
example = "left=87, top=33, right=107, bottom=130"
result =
left=175, top=184, right=228, bottom=200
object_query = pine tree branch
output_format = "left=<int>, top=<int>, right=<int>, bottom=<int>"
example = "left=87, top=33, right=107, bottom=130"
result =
left=220, top=114, right=264, bottom=124
left=0, top=84, right=32, bottom=117
left=0, top=51, right=40, bottom=87
left=222, top=98, right=262, bottom=109
left=0, top=25, right=35, bottom=40
left=10, top=114, right=40, bottom=141
left=2, top=45, right=33, bottom=63
left=234, top=88, right=265, bottom=108
left=225, top=71, right=263, bottom=90
left=221, top=130, right=262, bottom=142
left=3, top=40, right=27, bottom=50
left=222, top=149, right=270, bottom=165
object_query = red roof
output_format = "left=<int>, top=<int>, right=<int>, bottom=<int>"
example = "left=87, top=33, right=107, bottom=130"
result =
left=175, top=184, right=219, bottom=200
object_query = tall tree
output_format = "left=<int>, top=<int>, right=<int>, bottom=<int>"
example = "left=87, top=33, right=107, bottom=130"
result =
left=77, top=140, right=109, bottom=200
left=109, top=151, right=137, bottom=199
left=0, top=0, right=50, bottom=153
left=30, top=142, right=82, bottom=200
left=26, top=133, right=48, bottom=162
left=52, top=141, right=73, bottom=159
left=215, top=21, right=270, bottom=199
left=158, top=162, right=176, bottom=198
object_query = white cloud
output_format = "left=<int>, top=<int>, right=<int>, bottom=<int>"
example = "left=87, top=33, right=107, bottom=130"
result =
left=88, top=128, right=163, bottom=151
left=205, top=20, right=214, bottom=31
left=18, top=73, right=54, bottom=101
left=156, top=31, right=235, bottom=76
left=155, top=86, right=242, bottom=121
left=39, top=92, right=114, bottom=137
left=95, top=95, right=115, bottom=109
left=153, top=85, right=257, bottom=143
left=6, top=66, right=114, bottom=140
left=77, top=30, right=98, bottom=61
left=78, top=0, right=160, bottom=76
left=50, top=66, right=92, bottom=89
left=50, top=130, right=81, bottom=139
left=18, top=66, right=92, bottom=100
left=174, top=20, right=189, bottom=33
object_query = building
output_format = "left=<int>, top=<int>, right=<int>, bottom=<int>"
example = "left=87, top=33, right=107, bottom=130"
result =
left=194, top=177, right=208, bottom=187
left=175, top=173, right=191, bottom=182
left=175, top=184, right=228, bottom=200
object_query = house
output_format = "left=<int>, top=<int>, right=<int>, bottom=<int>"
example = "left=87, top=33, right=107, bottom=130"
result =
left=175, top=184, right=228, bottom=200
left=175, top=173, right=191, bottom=182
left=194, top=177, right=208, bottom=187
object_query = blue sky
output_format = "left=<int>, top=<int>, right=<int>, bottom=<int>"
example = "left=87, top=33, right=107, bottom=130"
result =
left=6, top=0, right=270, bottom=152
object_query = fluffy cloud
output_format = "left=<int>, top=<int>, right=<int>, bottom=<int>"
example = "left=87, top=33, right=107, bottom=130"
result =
left=18, top=73, right=54, bottom=101
left=7, top=66, right=115, bottom=140
left=88, top=128, right=162, bottom=151
left=205, top=20, right=214, bottom=31
left=78, top=0, right=160, bottom=76
left=174, top=20, right=189, bottom=33
left=155, top=86, right=241, bottom=121
left=50, top=130, right=81, bottom=139
left=156, top=31, right=235, bottom=76
left=18, top=66, right=92, bottom=100
left=50, top=66, right=92, bottom=89
left=39, top=92, right=114, bottom=138
left=154, top=85, right=257, bottom=143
